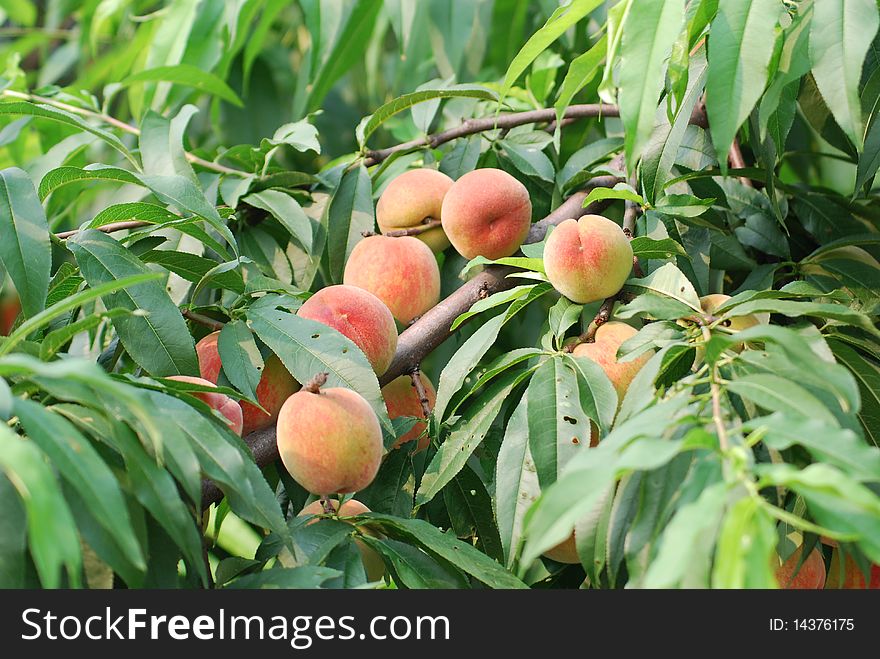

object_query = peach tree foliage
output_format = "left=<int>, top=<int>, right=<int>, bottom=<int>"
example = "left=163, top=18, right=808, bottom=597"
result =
left=0, top=0, right=878, bottom=589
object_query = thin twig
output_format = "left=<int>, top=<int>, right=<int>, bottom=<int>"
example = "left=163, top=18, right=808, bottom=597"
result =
left=383, top=219, right=443, bottom=237
left=728, top=138, right=752, bottom=188
left=702, top=325, right=730, bottom=452
left=364, top=103, right=619, bottom=166
left=409, top=368, right=433, bottom=419
left=1, top=89, right=246, bottom=177
left=565, top=297, right=616, bottom=351
left=183, top=310, right=225, bottom=332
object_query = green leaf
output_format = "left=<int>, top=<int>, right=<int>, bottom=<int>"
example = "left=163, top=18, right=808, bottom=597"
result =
left=360, top=536, right=468, bottom=588
left=326, top=163, right=373, bottom=285
left=630, top=236, right=687, bottom=260
left=618, top=0, right=686, bottom=167
left=706, top=0, right=781, bottom=167
left=745, top=414, right=880, bottom=482
left=0, top=101, right=138, bottom=167
left=358, top=86, right=497, bottom=147
left=810, top=0, right=879, bottom=150
left=13, top=400, right=146, bottom=573
left=122, top=64, right=243, bottom=106
left=67, top=230, right=199, bottom=376
left=711, top=496, right=776, bottom=588
left=217, top=320, right=263, bottom=402
left=360, top=514, right=527, bottom=589
left=726, top=374, right=838, bottom=425
left=0, top=425, right=82, bottom=588
left=417, top=368, right=533, bottom=507
left=829, top=340, right=880, bottom=447
left=582, top=182, right=644, bottom=207
left=554, top=34, right=607, bottom=125
left=140, top=250, right=244, bottom=292
left=38, top=165, right=142, bottom=200
left=242, top=189, right=313, bottom=252
left=247, top=306, right=390, bottom=430
left=500, top=0, right=603, bottom=101
left=717, top=299, right=880, bottom=337
left=500, top=139, right=555, bottom=182
left=0, top=167, right=50, bottom=318
left=225, top=566, right=340, bottom=589
left=653, top=194, right=714, bottom=218
left=623, top=262, right=702, bottom=311
left=139, top=106, right=198, bottom=182
left=444, top=463, right=504, bottom=562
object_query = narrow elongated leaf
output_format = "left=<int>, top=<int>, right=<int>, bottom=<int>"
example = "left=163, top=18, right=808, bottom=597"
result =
left=217, top=320, right=263, bottom=401
left=243, top=189, right=313, bottom=252
left=122, top=64, right=244, bottom=107
left=618, top=0, right=686, bottom=167
left=326, top=164, right=373, bottom=284
left=555, top=34, right=607, bottom=124
left=139, top=106, right=198, bottom=182
left=706, top=0, right=781, bottom=166
left=38, top=165, right=142, bottom=199
left=68, top=230, right=198, bottom=376
left=810, top=0, right=879, bottom=150
left=0, top=168, right=50, bottom=318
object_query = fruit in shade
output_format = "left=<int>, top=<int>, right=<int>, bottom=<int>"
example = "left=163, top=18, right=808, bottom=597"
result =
left=775, top=547, right=826, bottom=589
left=299, top=498, right=385, bottom=581
left=543, top=533, right=579, bottom=564
left=825, top=548, right=880, bottom=589
left=572, top=322, right=652, bottom=447
left=343, top=235, right=440, bottom=324
left=699, top=294, right=770, bottom=330
left=440, top=168, right=532, bottom=260
left=543, top=215, right=633, bottom=304
left=0, top=292, right=20, bottom=336
left=297, top=285, right=398, bottom=376
left=276, top=376, right=383, bottom=495
left=196, top=332, right=300, bottom=435
left=382, top=372, right=436, bottom=451
left=376, top=168, right=454, bottom=253
left=166, top=375, right=243, bottom=436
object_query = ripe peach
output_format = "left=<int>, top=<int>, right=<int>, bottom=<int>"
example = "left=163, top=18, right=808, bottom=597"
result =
left=440, top=168, right=531, bottom=260
left=572, top=322, right=651, bottom=401
left=543, top=533, right=579, bottom=564
left=196, top=331, right=300, bottom=435
left=166, top=375, right=243, bottom=436
left=381, top=372, right=436, bottom=451
left=543, top=215, right=633, bottom=304
left=825, top=548, right=880, bottom=588
left=343, top=235, right=440, bottom=324
left=299, top=498, right=385, bottom=581
left=276, top=375, right=383, bottom=495
left=297, top=285, right=398, bottom=376
left=0, top=291, right=20, bottom=335
left=775, top=547, right=826, bottom=589
left=376, top=168, right=453, bottom=252
left=700, top=294, right=770, bottom=330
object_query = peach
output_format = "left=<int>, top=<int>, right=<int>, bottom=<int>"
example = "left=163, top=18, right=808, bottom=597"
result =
left=381, top=372, right=436, bottom=451
left=196, top=331, right=300, bottom=435
left=166, top=375, right=243, bottom=436
left=276, top=374, right=383, bottom=495
left=297, top=285, right=398, bottom=376
left=775, top=547, right=826, bottom=589
left=343, top=235, right=440, bottom=324
left=825, top=548, right=880, bottom=588
left=572, top=322, right=651, bottom=401
left=544, top=215, right=633, bottom=304
left=700, top=293, right=770, bottom=330
left=543, top=533, right=579, bottom=564
left=440, top=168, right=531, bottom=260
left=0, top=292, right=19, bottom=336
left=299, top=498, right=385, bottom=581
left=376, top=169, right=453, bottom=252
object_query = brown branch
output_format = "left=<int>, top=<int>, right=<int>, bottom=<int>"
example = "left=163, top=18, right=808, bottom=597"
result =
left=183, top=310, right=226, bottom=332
left=410, top=368, right=433, bottom=419
left=383, top=219, right=442, bottom=237
left=728, top=139, right=752, bottom=188
left=55, top=220, right=152, bottom=239
left=364, top=103, right=619, bottom=166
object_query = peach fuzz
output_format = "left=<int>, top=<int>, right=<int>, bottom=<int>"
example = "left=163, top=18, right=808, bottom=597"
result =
left=343, top=234, right=440, bottom=324
left=166, top=375, right=243, bottom=436
left=276, top=376, right=383, bottom=495
left=196, top=331, right=300, bottom=435
left=299, top=498, right=385, bottom=581
left=543, top=215, right=633, bottom=304
left=297, top=285, right=398, bottom=376
left=376, top=168, right=453, bottom=252
left=775, top=547, right=826, bottom=589
left=382, top=372, right=436, bottom=451
left=440, top=168, right=531, bottom=260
